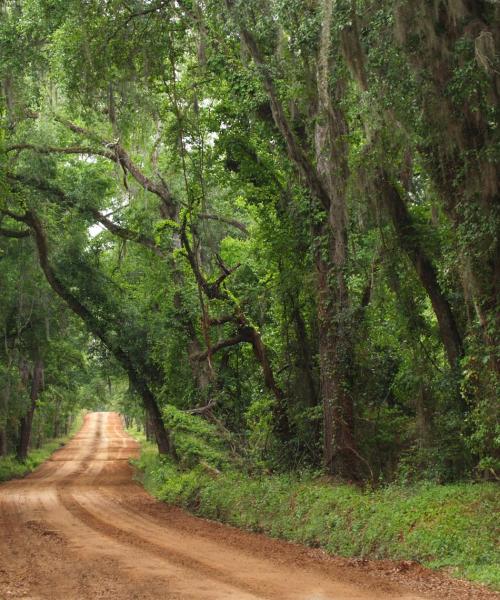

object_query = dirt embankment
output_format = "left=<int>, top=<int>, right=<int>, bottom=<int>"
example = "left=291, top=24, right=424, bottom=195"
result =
left=0, top=412, right=497, bottom=600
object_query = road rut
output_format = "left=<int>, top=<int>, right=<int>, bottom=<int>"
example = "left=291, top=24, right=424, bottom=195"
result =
left=0, top=412, right=497, bottom=599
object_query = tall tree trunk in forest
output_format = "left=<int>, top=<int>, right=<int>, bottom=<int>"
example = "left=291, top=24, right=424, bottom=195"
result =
left=228, top=0, right=360, bottom=478
left=16, top=358, right=43, bottom=461
left=313, top=0, right=359, bottom=479
left=315, top=240, right=358, bottom=477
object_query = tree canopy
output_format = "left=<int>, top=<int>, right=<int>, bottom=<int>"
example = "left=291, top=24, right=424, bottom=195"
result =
left=1, top=0, right=498, bottom=483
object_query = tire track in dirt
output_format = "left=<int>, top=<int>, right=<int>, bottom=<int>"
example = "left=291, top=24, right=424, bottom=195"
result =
left=1, top=412, right=498, bottom=600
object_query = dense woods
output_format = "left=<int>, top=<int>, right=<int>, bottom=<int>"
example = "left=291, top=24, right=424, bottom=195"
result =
left=0, top=0, right=498, bottom=484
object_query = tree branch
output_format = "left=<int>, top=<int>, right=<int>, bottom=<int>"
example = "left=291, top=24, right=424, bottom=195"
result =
left=11, top=113, right=178, bottom=219
left=180, top=219, right=229, bottom=300
left=6, top=143, right=114, bottom=160
left=209, top=314, right=237, bottom=326
left=225, top=0, right=331, bottom=211
left=192, top=333, right=246, bottom=361
left=13, top=208, right=171, bottom=455
left=0, top=226, right=30, bottom=238
left=198, top=213, right=248, bottom=234
left=91, top=210, right=167, bottom=258
left=8, top=174, right=168, bottom=259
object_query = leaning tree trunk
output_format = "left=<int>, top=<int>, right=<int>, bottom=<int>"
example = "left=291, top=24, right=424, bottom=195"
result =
left=379, top=175, right=464, bottom=369
left=394, top=0, right=500, bottom=368
left=20, top=209, right=171, bottom=456
left=339, top=14, right=465, bottom=372
left=16, top=359, right=43, bottom=462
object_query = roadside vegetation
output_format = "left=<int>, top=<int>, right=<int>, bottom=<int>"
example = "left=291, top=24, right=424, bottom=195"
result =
left=129, top=411, right=500, bottom=590
left=0, top=413, right=83, bottom=482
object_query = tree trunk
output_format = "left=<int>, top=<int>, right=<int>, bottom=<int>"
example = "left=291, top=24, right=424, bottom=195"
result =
left=126, top=369, right=170, bottom=454
left=315, top=242, right=358, bottom=478
left=290, top=300, right=318, bottom=408
left=21, top=209, right=171, bottom=456
left=16, top=359, right=43, bottom=462
left=0, top=429, right=7, bottom=456
left=339, top=16, right=465, bottom=372
left=239, top=324, right=291, bottom=439
left=394, top=0, right=500, bottom=367
left=313, top=0, right=360, bottom=480
left=228, top=0, right=359, bottom=477
left=379, top=174, right=464, bottom=368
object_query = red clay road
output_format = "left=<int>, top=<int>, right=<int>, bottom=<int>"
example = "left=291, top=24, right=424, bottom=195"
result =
left=0, top=412, right=498, bottom=599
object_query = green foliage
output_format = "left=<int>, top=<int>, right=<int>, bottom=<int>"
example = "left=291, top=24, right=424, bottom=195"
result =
left=2, top=0, right=498, bottom=506
left=0, top=412, right=83, bottom=481
left=134, top=444, right=500, bottom=589
left=162, top=406, right=235, bottom=471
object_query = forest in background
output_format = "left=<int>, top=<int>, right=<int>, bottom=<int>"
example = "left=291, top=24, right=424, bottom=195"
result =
left=0, top=0, right=499, bottom=490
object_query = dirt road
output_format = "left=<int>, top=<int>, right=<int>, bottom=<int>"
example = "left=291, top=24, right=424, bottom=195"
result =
left=0, top=412, right=497, bottom=600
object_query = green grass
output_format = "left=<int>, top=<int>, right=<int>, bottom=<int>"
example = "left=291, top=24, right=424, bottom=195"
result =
left=0, top=413, right=84, bottom=482
left=131, top=439, right=499, bottom=590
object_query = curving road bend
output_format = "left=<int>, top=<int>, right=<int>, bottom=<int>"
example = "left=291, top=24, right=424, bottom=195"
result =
left=0, top=412, right=497, bottom=600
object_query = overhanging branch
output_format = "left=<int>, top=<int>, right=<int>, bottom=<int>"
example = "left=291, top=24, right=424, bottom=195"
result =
left=8, top=174, right=168, bottom=259
left=10, top=113, right=178, bottom=219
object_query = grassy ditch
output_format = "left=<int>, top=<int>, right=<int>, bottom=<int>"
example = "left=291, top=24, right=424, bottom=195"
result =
left=0, top=413, right=84, bottom=482
left=128, top=409, right=499, bottom=590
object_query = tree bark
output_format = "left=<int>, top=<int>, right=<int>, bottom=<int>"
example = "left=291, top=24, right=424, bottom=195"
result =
left=315, top=242, right=358, bottom=478
left=379, top=174, right=464, bottom=368
left=16, top=359, right=43, bottom=461
left=313, top=0, right=360, bottom=480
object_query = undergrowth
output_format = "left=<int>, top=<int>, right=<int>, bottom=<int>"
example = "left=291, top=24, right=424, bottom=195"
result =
left=0, top=413, right=84, bottom=482
left=129, top=407, right=500, bottom=590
